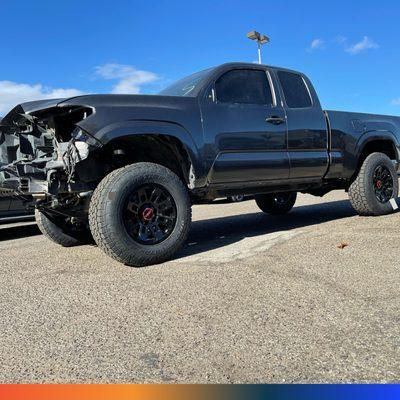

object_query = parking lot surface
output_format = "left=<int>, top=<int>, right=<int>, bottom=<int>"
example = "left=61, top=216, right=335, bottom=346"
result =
left=0, top=191, right=399, bottom=383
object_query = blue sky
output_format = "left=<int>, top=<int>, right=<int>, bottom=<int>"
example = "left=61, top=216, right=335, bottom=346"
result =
left=1, top=0, right=400, bottom=115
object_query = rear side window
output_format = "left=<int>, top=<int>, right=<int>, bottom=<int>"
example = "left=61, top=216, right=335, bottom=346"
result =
left=277, top=71, right=312, bottom=108
left=215, top=69, right=273, bottom=105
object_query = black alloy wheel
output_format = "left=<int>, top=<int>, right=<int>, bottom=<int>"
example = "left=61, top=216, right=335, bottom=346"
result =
left=123, top=184, right=177, bottom=245
left=373, top=165, right=394, bottom=203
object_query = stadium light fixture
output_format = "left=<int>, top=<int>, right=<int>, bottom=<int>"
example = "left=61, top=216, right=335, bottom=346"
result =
left=246, top=30, right=270, bottom=64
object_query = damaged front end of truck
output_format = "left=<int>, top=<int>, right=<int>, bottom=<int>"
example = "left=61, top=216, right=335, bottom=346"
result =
left=0, top=102, right=102, bottom=219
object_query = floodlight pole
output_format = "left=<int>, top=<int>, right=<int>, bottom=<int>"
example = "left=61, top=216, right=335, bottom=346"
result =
left=247, top=31, right=269, bottom=65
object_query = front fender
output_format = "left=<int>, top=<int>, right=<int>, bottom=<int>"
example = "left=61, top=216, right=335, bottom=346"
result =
left=77, top=119, right=206, bottom=186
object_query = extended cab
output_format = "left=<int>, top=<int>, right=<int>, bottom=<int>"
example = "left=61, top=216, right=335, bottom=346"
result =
left=1, top=63, right=399, bottom=266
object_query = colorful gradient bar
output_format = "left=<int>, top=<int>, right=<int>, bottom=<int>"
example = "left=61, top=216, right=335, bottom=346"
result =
left=0, top=384, right=399, bottom=400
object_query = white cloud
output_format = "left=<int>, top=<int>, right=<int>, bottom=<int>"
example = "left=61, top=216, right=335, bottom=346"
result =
left=391, top=98, right=400, bottom=106
left=0, top=81, right=83, bottom=115
left=0, top=62, right=159, bottom=115
left=345, top=36, right=379, bottom=55
left=307, top=38, right=325, bottom=52
left=94, top=63, right=159, bottom=94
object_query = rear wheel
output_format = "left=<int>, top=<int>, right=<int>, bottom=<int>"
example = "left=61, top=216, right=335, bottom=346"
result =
left=255, top=192, right=297, bottom=215
left=89, top=162, right=191, bottom=267
left=349, top=152, right=398, bottom=216
left=229, top=194, right=245, bottom=203
left=35, top=210, right=92, bottom=247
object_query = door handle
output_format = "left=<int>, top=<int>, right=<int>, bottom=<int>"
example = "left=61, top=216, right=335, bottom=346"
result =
left=266, top=116, right=286, bottom=125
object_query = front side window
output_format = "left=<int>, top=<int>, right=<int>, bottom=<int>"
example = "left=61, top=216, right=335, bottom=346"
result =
left=277, top=71, right=312, bottom=108
left=215, top=69, right=273, bottom=105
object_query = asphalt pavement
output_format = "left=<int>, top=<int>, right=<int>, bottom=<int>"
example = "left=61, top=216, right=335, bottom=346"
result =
left=0, top=191, right=399, bottom=383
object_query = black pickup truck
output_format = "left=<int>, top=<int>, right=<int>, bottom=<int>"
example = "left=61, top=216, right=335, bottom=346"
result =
left=1, top=62, right=399, bottom=266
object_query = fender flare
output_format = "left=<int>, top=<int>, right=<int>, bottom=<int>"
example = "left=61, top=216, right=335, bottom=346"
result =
left=78, top=119, right=205, bottom=187
left=355, top=130, right=400, bottom=162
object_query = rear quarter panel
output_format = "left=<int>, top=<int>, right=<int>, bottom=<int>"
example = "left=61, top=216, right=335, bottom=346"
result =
left=325, top=110, right=400, bottom=179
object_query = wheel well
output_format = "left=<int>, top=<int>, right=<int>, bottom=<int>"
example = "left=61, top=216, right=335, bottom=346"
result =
left=360, top=139, right=396, bottom=161
left=349, top=139, right=397, bottom=185
left=358, top=139, right=397, bottom=169
left=97, top=135, right=194, bottom=185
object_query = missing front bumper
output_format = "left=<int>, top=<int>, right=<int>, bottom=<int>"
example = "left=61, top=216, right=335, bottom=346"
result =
left=0, top=113, right=94, bottom=196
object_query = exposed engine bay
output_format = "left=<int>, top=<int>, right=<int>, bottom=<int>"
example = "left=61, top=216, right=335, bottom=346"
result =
left=0, top=104, right=101, bottom=218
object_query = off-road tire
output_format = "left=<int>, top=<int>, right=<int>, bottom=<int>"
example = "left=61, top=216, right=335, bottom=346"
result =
left=255, top=192, right=297, bottom=215
left=35, top=209, right=92, bottom=247
left=89, top=162, right=192, bottom=267
left=348, top=152, right=398, bottom=216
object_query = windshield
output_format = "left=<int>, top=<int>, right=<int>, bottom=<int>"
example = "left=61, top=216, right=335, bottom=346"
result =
left=159, top=68, right=213, bottom=97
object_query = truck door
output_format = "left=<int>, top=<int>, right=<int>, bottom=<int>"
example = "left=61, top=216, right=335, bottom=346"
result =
left=201, top=67, right=289, bottom=185
left=276, top=70, right=329, bottom=179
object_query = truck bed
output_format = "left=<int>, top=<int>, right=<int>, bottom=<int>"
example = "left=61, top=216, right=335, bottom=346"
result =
left=324, top=110, right=400, bottom=180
